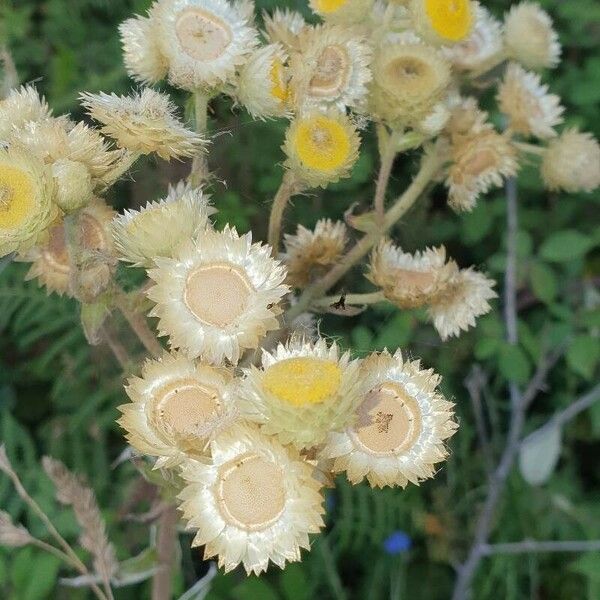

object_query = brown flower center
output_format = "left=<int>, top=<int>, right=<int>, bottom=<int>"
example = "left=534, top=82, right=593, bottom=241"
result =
left=309, top=45, right=349, bottom=97
left=352, top=382, right=422, bottom=456
left=216, top=453, right=286, bottom=530
left=175, top=8, right=233, bottom=62
left=184, top=262, right=253, bottom=328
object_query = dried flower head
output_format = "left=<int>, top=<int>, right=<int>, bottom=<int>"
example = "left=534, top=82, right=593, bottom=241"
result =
left=0, top=511, right=32, bottom=547
left=283, top=110, right=360, bottom=188
left=446, top=128, right=518, bottom=211
left=0, top=85, right=52, bottom=140
left=263, top=8, right=307, bottom=50
left=238, top=337, right=362, bottom=450
left=410, top=0, right=474, bottom=45
left=112, top=183, right=215, bottom=267
left=444, top=95, right=490, bottom=138
left=498, top=63, right=563, bottom=139
left=428, top=268, right=496, bottom=340
left=21, top=200, right=115, bottom=297
left=147, top=226, right=288, bottom=364
left=120, top=11, right=169, bottom=84
left=236, top=43, right=290, bottom=119
left=541, top=129, right=600, bottom=193
left=504, top=2, right=560, bottom=70
left=81, top=89, right=205, bottom=160
left=119, top=352, right=236, bottom=468
left=283, top=219, right=348, bottom=288
left=51, top=159, right=94, bottom=212
left=178, top=423, right=324, bottom=574
left=441, top=5, right=502, bottom=71
left=0, top=147, right=58, bottom=258
left=309, top=0, right=375, bottom=25
left=368, top=240, right=456, bottom=309
left=154, top=0, right=258, bottom=90
left=320, top=350, right=457, bottom=487
left=290, top=24, right=372, bottom=112
left=370, top=40, right=451, bottom=126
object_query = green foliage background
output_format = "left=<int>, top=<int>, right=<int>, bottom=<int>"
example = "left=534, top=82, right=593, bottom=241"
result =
left=1, top=0, right=599, bottom=598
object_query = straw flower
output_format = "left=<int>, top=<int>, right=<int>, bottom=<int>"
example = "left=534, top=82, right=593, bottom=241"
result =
left=21, top=200, right=115, bottom=296
left=309, top=0, right=375, bottom=25
left=147, top=226, right=288, bottom=365
left=283, top=110, right=360, bottom=188
left=118, top=352, right=236, bottom=468
left=81, top=89, right=205, bottom=160
left=498, top=63, right=563, bottom=139
left=446, top=128, right=518, bottom=211
left=428, top=268, right=496, bottom=340
left=119, top=11, right=169, bottom=84
left=153, top=0, right=258, bottom=91
left=368, top=240, right=456, bottom=309
left=0, top=147, right=57, bottom=258
left=442, top=5, right=503, bottom=71
left=236, top=43, right=290, bottom=119
left=319, top=350, right=457, bottom=488
left=51, top=159, right=94, bottom=212
left=237, top=336, right=362, bottom=450
left=504, top=2, right=560, bottom=70
left=178, top=423, right=324, bottom=574
left=541, top=129, right=600, bottom=193
left=410, top=0, right=474, bottom=45
left=289, top=24, right=372, bottom=112
left=370, top=40, right=451, bottom=126
left=0, top=85, right=52, bottom=140
left=283, top=219, right=347, bottom=288
left=263, top=9, right=307, bottom=50
left=112, top=183, right=215, bottom=267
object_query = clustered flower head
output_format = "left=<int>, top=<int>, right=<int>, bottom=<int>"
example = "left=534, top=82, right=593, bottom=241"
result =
left=3, top=0, right=599, bottom=581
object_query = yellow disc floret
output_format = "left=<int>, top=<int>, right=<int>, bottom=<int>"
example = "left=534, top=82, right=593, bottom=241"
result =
left=0, top=166, right=35, bottom=230
left=315, top=0, right=348, bottom=14
left=270, top=58, right=289, bottom=103
left=262, top=357, right=342, bottom=406
left=411, top=0, right=473, bottom=45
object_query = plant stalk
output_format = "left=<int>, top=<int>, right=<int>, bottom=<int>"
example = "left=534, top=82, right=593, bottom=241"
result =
left=267, top=172, right=297, bottom=255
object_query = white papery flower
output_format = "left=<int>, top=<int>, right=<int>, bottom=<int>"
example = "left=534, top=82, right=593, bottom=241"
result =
left=263, top=8, right=307, bottom=50
left=289, top=24, right=372, bottom=112
left=319, top=350, right=457, bottom=488
left=428, top=268, right=496, bottom=340
left=111, top=183, right=215, bottom=267
left=153, top=0, right=259, bottom=90
left=498, top=63, right=563, bottom=139
left=147, top=226, right=288, bottom=365
left=118, top=353, right=236, bottom=468
left=309, top=0, right=375, bottom=25
left=0, top=86, right=52, bottom=140
left=178, top=423, right=324, bottom=574
left=238, top=336, right=362, bottom=450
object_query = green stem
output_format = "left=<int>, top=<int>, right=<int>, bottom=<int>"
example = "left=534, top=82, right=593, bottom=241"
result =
left=374, top=128, right=398, bottom=225
left=114, top=289, right=162, bottom=358
left=313, top=291, right=386, bottom=309
left=189, top=91, right=210, bottom=187
left=267, top=172, right=297, bottom=255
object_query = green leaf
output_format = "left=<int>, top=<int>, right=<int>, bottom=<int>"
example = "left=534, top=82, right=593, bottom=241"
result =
left=530, top=262, right=558, bottom=304
left=566, top=335, right=599, bottom=380
left=539, top=230, right=595, bottom=262
left=232, top=577, right=279, bottom=600
left=519, top=425, right=562, bottom=486
left=474, top=337, right=499, bottom=360
left=279, top=563, right=310, bottom=600
left=11, top=548, right=60, bottom=600
left=499, top=344, right=532, bottom=384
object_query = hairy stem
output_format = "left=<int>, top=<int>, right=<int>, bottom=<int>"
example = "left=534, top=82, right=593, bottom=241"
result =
left=285, top=149, right=442, bottom=322
left=373, top=128, right=397, bottom=224
left=268, top=172, right=297, bottom=255
left=101, top=325, right=131, bottom=370
left=189, top=91, right=210, bottom=187
left=313, top=291, right=387, bottom=308
left=151, top=505, right=179, bottom=600
left=114, top=291, right=162, bottom=358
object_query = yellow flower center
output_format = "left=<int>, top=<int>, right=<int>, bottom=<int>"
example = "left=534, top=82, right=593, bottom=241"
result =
left=424, top=0, right=473, bottom=42
left=309, top=45, right=350, bottom=98
left=315, top=0, right=349, bottom=14
left=184, top=262, right=254, bottom=328
left=217, top=452, right=286, bottom=531
left=270, top=58, right=288, bottom=104
left=0, top=165, right=34, bottom=229
left=263, top=357, right=342, bottom=406
left=352, top=382, right=423, bottom=456
left=175, top=8, right=233, bottom=61
left=294, top=116, right=352, bottom=173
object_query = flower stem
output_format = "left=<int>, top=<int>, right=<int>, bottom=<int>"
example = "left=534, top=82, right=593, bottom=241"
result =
left=313, top=291, right=387, bottom=308
left=267, top=172, right=297, bottom=255
left=151, top=504, right=179, bottom=600
left=114, top=290, right=162, bottom=358
left=189, top=91, right=210, bottom=187
left=374, top=127, right=398, bottom=225
left=285, top=148, right=443, bottom=321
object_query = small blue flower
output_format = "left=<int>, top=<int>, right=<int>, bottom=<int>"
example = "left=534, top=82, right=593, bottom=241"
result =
left=383, top=531, right=412, bottom=555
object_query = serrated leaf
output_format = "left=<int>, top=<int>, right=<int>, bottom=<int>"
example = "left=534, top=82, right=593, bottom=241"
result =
left=566, top=335, right=599, bottom=379
left=539, top=230, right=594, bottom=262
left=530, top=262, right=558, bottom=304
left=499, top=344, right=532, bottom=384
left=519, top=425, right=562, bottom=485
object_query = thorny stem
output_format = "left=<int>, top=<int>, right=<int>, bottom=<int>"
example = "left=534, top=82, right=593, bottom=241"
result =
left=313, top=291, right=387, bottom=308
left=285, top=148, right=443, bottom=323
left=114, top=290, right=162, bottom=358
left=1, top=460, right=108, bottom=600
left=268, top=172, right=298, bottom=255
left=152, top=505, right=179, bottom=600
left=189, top=91, right=210, bottom=187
